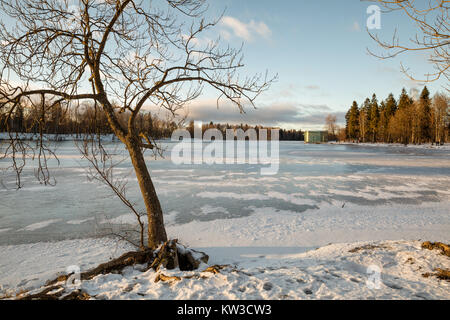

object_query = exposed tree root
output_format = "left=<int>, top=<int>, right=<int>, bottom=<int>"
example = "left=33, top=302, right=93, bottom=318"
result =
left=421, top=241, right=450, bottom=257
left=154, top=274, right=182, bottom=283
left=434, top=268, right=450, bottom=281
left=17, top=240, right=210, bottom=300
left=420, top=242, right=449, bottom=282
left=20, top=264, right=233, bottom=299
left=45, top=249, right=155, bottom=286
left=19, top=286, right=91, bottom=300
left=154, top=265, right=232, bottom=284
left=203, top=265, right=231, bottom=274
left=149, top=239, right=209, bottom=272
left=19, top=249, right=155, bottom=300
left=422, top=268, right=450, bottom=281
left=149, top=240, right=179, bottom=271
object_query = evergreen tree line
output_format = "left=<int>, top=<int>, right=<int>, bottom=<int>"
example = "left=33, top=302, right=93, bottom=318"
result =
left=345, top=87, right=449, bottom=144
left=0, top=102, right=178, bottom=139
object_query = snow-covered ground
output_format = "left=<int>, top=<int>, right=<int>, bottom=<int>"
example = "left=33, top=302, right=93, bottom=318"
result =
left=84, top=240, right=448, bottom=300
left=334, top=142, right=450, bottom=151
left=1, top=238, right=448, bottom=300
left=0, top=238, right=132, bottom=295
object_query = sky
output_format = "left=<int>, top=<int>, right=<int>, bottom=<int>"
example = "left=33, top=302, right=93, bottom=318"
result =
left=179, top=0, right=447, bottom=130
left=1, top=1, right=447, bottom=131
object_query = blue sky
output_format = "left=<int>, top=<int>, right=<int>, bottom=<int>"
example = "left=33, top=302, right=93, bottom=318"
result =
left=184, top=0, right=447, bottom=130
left=1, top=1, right=446, bottom=130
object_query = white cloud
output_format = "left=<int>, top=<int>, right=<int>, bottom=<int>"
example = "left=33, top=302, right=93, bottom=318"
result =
left=220, top=29, right=232, bottom=41
left=220, top=16, right=272, bottom=41
left=248, top=20, right=272, bottom=38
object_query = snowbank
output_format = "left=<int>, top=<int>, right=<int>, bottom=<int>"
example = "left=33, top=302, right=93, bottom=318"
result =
left=3, top=239, right=448, bottom=300
left=334, top=142, right=450, bottom=150
left=0, top=237, right=132, bottom=296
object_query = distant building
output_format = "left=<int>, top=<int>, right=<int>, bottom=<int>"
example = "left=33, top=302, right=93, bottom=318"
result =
left=304, top=131, right=328, bottom=144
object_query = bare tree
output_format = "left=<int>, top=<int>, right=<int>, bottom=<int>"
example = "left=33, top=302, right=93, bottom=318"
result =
left=77, top=137, right=147, bottom=249
left=432, top=93, right=449, bottom=144
left=325, top=114, right=337, bottom=140
left=367, top=0, right=449, bottom=88
left=0, top=0, right=274, bottom=248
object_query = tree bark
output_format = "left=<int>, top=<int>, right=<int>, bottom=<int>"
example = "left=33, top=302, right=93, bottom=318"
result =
left=126, top=136, right=168, bottom=249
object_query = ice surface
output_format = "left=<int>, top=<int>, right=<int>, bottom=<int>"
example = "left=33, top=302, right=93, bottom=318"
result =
left=0, top=141, right=449, bottom=298
left=0, top=141, right=449, bottom=245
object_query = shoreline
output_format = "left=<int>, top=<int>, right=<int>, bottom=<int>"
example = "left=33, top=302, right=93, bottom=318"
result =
left=1, top=237, right=449, bottom=300
left=2, top=199, right=450, bottom=297
left=331, top=141, right=450, bottom=150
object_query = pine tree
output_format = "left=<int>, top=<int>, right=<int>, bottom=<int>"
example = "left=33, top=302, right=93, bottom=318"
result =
left=346, top=101, right=360, bottom=141
left=394, top=88, right=413, bottom=144
left=378, top=100, right=387, bottom=141
left=369, top=94, right=380, bottom=142
left=381, top=93, right=397, bottom=142
left=418, top=86, right=432, bottom=143
left=385, top=93, right=398, bottom=117
left=398, top=88, right=412, bottom=110
left=344, top=87, right=448, bottom=144
left=359, top=98, right=371, bottom=142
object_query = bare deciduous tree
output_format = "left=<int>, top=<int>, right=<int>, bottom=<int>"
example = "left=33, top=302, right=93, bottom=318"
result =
left=325, top=114, right=337, bottom=139
left=367, top=0, right=449, bottom=88
left=432, top=93, right=449, bottom=144
left=77, top=137, right=147, bottom=249
left=0, top=0, right=274, bottom=248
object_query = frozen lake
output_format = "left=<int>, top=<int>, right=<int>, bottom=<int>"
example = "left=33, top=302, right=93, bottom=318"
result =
left=0, top=141, right=449, bottom=246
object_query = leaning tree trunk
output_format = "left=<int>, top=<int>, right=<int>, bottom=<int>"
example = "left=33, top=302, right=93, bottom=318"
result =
left=126, top=136, right=168, bottom=249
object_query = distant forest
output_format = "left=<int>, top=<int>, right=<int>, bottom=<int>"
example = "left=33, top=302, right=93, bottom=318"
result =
left=344, top=87, right=449, bottom=144
left=0, top=102, right=178, bottom=140
left=0, top=102, right=304, bottom=141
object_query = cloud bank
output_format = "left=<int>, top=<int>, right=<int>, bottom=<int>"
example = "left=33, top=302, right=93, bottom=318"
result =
left=176, top=99, right=346, bottom=129
left=220, top=16, right=272, bottom=41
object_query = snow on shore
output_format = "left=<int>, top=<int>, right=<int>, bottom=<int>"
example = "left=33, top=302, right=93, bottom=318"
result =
left=334, top=142, right=450, bottom=150
left=2, top=239, right=448, bottom=300
left=0, top=238, right=132, bottom=296
left=82, top=240, right=448, bottom=300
